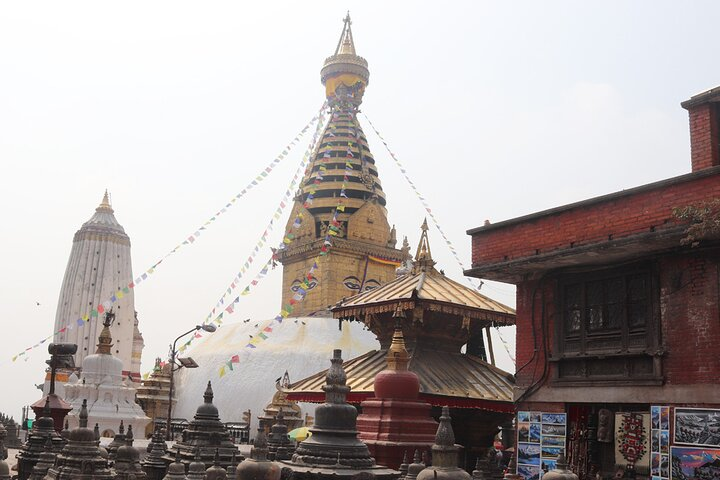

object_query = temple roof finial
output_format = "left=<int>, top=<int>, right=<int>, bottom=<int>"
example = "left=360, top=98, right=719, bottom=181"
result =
left=413, top=218, right=436, bottom=273
left=96, top=309, right=115, bottom=354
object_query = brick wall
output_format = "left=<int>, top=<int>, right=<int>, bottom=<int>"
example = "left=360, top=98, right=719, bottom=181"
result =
left=659, top=254, right=720, bottom=384
left=688, top=103, right=720, bottom=172
left=471, top=173, right=720, bottom=266
left=511, top=253, right=720, bottom=399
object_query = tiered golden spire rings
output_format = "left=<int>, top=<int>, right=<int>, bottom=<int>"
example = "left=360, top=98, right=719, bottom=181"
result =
left=387, top=305, right=410, bottom=371
left=413, top=218, right=436, bottom=273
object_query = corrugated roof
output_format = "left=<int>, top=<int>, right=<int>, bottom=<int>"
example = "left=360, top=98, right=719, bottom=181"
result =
left=286, top=348, right=514, bottom=407
left=332, top=268, right=515, bottom=322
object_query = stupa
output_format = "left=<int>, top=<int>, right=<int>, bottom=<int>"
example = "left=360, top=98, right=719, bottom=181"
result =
left=279, top=349, right=399, bottom=480
left=114, top=427, right=148, bottom=480
left=15, top=398, right=65, bottom=480
left=277, top=13, right=405, bottom=317
left=63, top=310, right=150, bottom=436
left=288, top=222, right=516, bottom=461
left=106, top=421, right=127, bottom=460
left=28, top=438, right=57, bottom=480
left=404, top=451, right=426, bottom=480
left=50, top=191, right=144, bottom=396
left=162, top=451, right=187, bottom=480
left=173, top=13, right=401, bottom=432
left=236, top=429, right=281, bottom=480
left=356, top=311, right=437, bottom=469
left=416, top=407, right=471, bottom=480
left=137, top=358, right=174, bottom=438
left=163, top=381, right=241, bottom=471
left=258, top=372, right=303, bottom=433
left=204, top=450, right=228, bottom=480
left=186, top=452, right=206, bottom=480
left=266, top=411, right=293, bottom=461
left=44, top=399, right=116, bottom=479
left=141, top=424, right=169, bottom=480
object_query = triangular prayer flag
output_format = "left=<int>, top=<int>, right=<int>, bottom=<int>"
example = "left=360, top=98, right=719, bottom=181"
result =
left=231, top=355, right=240, bottom=363
left=219, top=366, right=226, bottom=377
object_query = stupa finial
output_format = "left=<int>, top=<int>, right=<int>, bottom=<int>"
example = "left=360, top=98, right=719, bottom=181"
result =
left=42, top=396, right=51, bottom=417
left=387, top=306, right=410, bottom=371
left=96, top=309, right=115, bottom=354
left=79, top=399, right=88, bottom=428
left=413, top=219, right=436, bottom=273
left=336, top=12, right=356, bottom=55
left=204, top=380, right=214, bottom=403
left=97, top=190, right=113, bottom=212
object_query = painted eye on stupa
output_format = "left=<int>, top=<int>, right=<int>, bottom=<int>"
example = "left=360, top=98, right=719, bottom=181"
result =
left=290, top=280, right=301, bottom=292
left=363, top=280, right=380, bottom=291
left=306, top=279, right=318, bottom=290
left=343, top=276, right=361, bottom=291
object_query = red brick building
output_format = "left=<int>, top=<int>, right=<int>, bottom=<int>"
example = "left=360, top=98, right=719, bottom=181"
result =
left=465, top=87, right=720, bottom=479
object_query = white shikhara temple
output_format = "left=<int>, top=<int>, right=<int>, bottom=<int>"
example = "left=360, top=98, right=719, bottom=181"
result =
left=51, top=192, right=144, bottom=391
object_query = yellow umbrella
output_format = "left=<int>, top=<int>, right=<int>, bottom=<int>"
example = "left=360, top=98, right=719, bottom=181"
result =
left=288, top=427, right=312, bottom=442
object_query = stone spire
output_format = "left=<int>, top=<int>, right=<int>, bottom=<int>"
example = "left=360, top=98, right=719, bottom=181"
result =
left=44, top=399, right=116, bottom=479
left=141, top=423, right=168, bottom=480
left=412, top=219, right=436, bottom=273
left=27, top=437, right=56, bottom=480
left=416, top=407, right=471, bottom=480
left=51, top=191, right=144, bottom=393
left=267, top=410, right=293, bottom=461
left=106, top=419, right=126, bottom=460
left=278, top=15, right=404, bottom=316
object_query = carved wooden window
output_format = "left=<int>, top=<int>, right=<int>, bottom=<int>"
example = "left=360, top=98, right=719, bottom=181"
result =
left=554, top=265, right=661, bottom=385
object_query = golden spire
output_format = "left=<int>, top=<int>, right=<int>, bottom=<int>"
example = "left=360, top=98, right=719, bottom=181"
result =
left=335, top=12, right=356, bottom=55
left=413, top=218, right=436, bottom=273
left=386, top=305, right=410, bottom=371
left=96, top=189, right=114, bottom=213
left=96, top=309, right=115, bottom=354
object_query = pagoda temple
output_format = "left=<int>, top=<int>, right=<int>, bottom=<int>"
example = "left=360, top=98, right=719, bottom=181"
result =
left=287, top=221, right=516, bottom=467
left=277, top=12, right=406, bottom=317
left=49, top=191, right=144, bottom=394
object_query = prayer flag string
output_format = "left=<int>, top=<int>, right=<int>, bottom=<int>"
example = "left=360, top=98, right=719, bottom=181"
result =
left=10, top=104, right=327, bottom=364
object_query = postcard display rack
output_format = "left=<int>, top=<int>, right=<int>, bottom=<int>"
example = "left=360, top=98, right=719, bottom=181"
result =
left=669, top=407, right=720, bottom=480
left=516, top=411, right=567, bottom=480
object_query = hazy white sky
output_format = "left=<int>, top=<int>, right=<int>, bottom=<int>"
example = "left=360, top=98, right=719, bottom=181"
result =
left=1, top=1, right=718, bottom=419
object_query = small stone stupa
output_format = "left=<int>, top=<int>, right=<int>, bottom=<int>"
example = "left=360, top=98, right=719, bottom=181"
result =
left=163, top=381, right=241, bottom=471
left=44, top=399, right=116, bottom=479
left=236, top=428, right=281, bottom=480
left=106, top=420, right=127, bottom=460
left=28, top=438, right=58, bottom=480
left=186, top=452, right=206, bottom=480
left=204, top=450, right=228, bottom=480
left=162, top=451, right=188, bottom=480
left=114, top=426, right=148, bottom=480
left=267, top=411, right=293, bottom=461
left=404, top=450, right=426, bottom=480
left=416, top=407, right=471, bottom=480
left=0, top=424, right=11, bottom=480
left=357, top=308, right=437, bottom=469
left=141, top=424, right=168, bottom=480
left=280, top=349, right=398, bottom=480
left=16, top=397, right=65, bottom=480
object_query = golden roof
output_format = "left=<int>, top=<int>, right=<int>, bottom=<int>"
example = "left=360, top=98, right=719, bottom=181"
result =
left=332, top=220, right=515, bottom=323
left=285, top=348, right=514, bottom=408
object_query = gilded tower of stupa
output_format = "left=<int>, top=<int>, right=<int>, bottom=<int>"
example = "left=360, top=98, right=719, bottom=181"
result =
left=278, top=14, right=405, bottom=316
